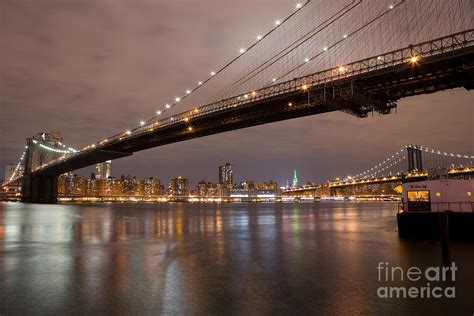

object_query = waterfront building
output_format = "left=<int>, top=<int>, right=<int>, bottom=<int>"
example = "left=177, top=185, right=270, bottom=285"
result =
left=144, top=177, right=161, bottom=196
left=194, top=181, right=228, bottom=197
left=255, top=180, right=278, bottom=190
left=169, top=176, right=189, bottom=196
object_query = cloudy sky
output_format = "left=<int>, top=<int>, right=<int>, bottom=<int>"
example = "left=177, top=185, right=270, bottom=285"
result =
left=1, top=0, right=473, bottom=186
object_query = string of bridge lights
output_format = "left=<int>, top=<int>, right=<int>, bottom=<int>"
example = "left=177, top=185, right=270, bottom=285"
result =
left=3, top=141, right=79, bottom=185
left=362, top=156, right=407, bottom=179
left=272, top=1, right=404, bottom=84
left=346, top=145, right=473, bottom=182
left=138, top=1, right=401, bottom=126
left=352, top=148, right=406, bottom=179
left=7, top=149, right=27, bottom=183
left=32, top=140, right=78, bottom=154
left=138, top=1, right=310, bottom=127
left=6, top=1, right=429, bottom=175
left=85, top=1, right=406, bottom=151
left=409, top=145, right=474, bottom=159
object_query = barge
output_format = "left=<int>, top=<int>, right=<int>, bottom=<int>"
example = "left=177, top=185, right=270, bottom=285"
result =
left=397, top=171, right=473, bottom=239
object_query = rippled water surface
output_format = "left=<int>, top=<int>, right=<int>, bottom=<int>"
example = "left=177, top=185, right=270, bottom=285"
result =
left=0, top=202, right=473, bottom=314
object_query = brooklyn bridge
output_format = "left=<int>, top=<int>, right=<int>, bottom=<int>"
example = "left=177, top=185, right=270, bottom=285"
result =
left=2, top=0, right=473, bottom=203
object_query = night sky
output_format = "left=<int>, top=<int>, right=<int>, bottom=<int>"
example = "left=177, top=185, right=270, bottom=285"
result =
left=1, top=0, right=473, bottom=187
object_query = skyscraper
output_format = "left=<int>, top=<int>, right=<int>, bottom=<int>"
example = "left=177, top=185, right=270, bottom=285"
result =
left=95, top=160, right=112, bottom=180
left=219, top=163, right=233, bottom=186
left=292, top=170, right=299, bottom=187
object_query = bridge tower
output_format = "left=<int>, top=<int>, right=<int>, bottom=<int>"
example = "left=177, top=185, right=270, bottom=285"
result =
left=21, top=132, right=64, bottom=203
left=406, top=145, right=424, bottom=172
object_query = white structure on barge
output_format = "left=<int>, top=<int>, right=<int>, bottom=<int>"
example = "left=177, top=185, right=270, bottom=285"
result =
left=400, top=175, right=473, bottom=212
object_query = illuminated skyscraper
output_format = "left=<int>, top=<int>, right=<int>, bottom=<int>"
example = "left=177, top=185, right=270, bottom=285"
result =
left=219, top=163, right=233, bottom=187
left=292, top=170, right=299, bottom=187
left=95, top=160, right=112, bottom=180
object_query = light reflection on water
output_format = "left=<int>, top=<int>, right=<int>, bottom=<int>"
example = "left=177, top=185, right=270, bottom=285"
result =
left=0, top=202, right=473, bottom=314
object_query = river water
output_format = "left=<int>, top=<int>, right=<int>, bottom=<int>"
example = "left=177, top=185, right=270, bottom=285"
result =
left=0, top=202, right=473, bottom=315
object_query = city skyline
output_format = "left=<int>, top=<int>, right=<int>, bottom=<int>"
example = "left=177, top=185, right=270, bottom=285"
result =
left=1, top=0, right=473, bottom=188
left=1, top=1, right=473, bottom=314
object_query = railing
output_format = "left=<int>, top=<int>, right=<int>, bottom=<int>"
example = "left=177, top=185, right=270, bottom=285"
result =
left=398, top=201, right=474, bottom=213
left=31, top=29, right=474, bottom=174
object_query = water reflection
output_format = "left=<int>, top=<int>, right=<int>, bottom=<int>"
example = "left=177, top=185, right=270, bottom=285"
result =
left=0, top=202, right=473, bottom=314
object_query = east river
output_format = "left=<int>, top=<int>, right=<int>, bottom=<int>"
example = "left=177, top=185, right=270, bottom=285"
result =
left=0, top=202, right=473, bottom=314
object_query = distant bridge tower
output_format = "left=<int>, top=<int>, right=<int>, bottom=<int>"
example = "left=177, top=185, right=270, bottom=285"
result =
left=406, top=145, right=424, bottom=172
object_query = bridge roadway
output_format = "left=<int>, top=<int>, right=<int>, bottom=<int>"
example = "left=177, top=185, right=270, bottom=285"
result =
left=21, top=30, right=474, bottom=202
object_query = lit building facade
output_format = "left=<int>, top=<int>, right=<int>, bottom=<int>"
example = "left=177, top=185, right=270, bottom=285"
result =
left=193, top=181, right=228, bottom=197
left=57, top=174, right=162, bottom=197
left=169, top=177, right=189, bottom=196
left=219, top=163, right=233, bottom=187
left=144, top=178, right=161, bottom=196
left=95, top=160, right=112, bottom=180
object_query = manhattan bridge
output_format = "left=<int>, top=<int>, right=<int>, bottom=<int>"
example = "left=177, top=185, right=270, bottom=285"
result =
left=3, top=0, right=474, bottom=202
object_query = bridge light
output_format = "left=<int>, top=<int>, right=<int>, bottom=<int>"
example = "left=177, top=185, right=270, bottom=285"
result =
left=272, top=78, right=276, bottom=82
left=296, top=3, right=303, bottom=9
left=304, top=58, right=310, bottom=63
left=301, top=84, right=308, bottom=90
left=193, top=108, right=199, bottom=113
left=188, top=126, right=193, bottom=131
left=175, top=97, right=181, bottom=102
left=288, top=102, right=293, bottom=106
left=140, top=121, right=145, bottom=126
left=409, top=55, right=419, bottom=64
left=323, top=46, right=328, bottom=51
left=166, top=104, right=171, bottom=109
left=184, top=117, right=189, bottom=122
left=256, top=34, right=263, bottom=41
left=338, top=66, right=346, bottom=73
left=251, top=91, right=257, bottom=96
left=126, top=130, right=131, bottom=135
left=210, top=71, right=216, bottom=76
left=389, top=4, right=394, bottom=9
left=239, top=48, right=246, bottom=54
left=186, top=90, right=191, bottom=94
left=244, top=94, right=249, bottom=99
left=157, top=110, right=162, bottom=115
left=275, top=20, right=281, bottom=26
left=343, top=34, right=348, bottom=39
left=198, top=81, right=203, bottom=85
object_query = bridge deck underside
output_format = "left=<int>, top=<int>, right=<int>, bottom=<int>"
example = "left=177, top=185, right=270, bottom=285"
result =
left=35, top=47, right=474, bottom=177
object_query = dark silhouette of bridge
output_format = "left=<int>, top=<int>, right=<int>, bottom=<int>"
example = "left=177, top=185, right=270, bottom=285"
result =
left=3, top=1, right=473, bottom=203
